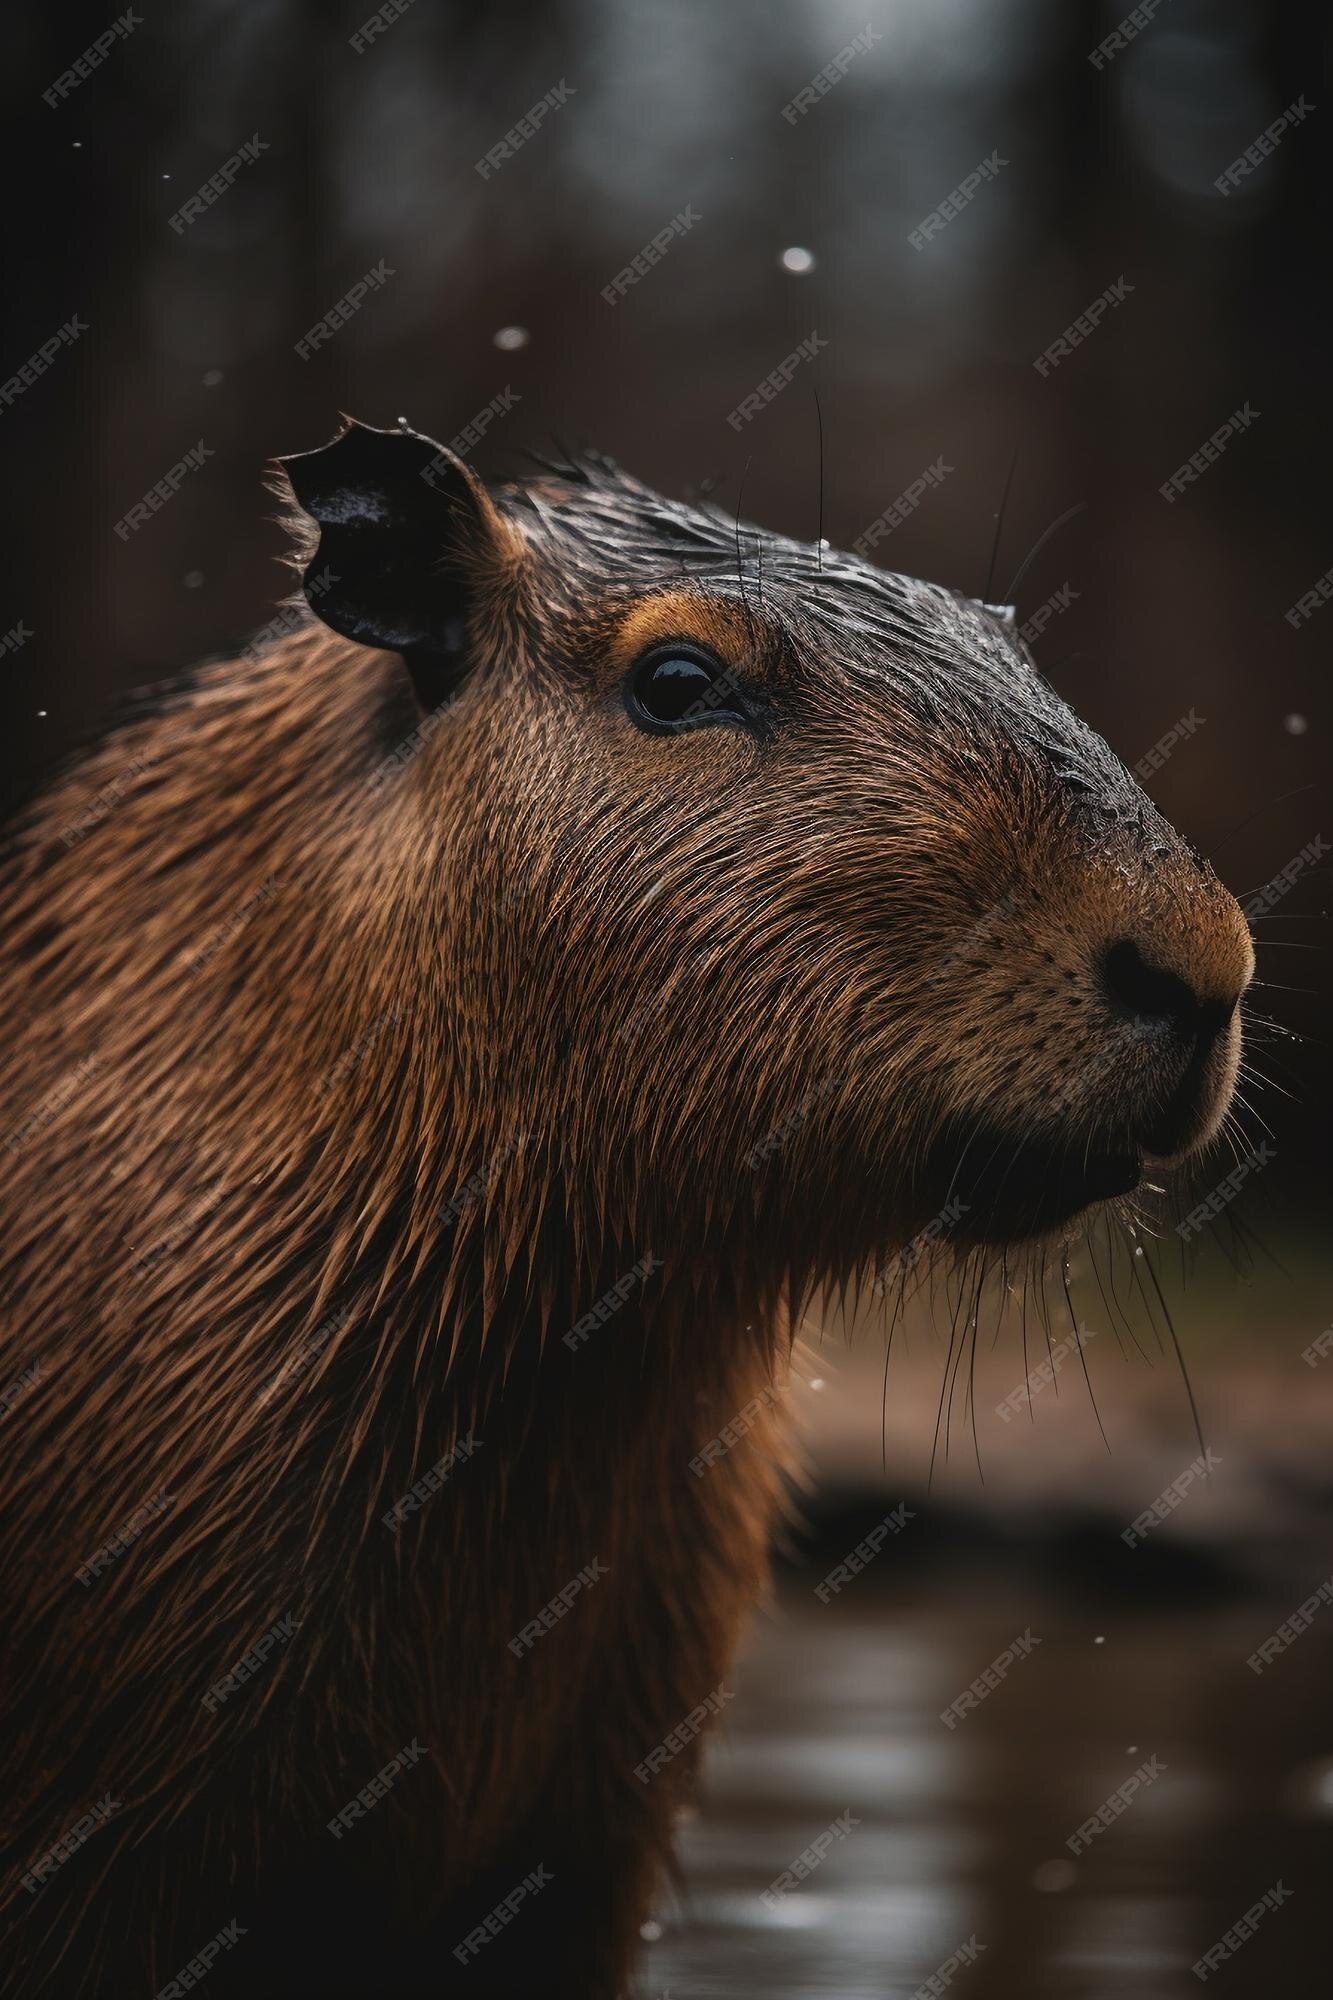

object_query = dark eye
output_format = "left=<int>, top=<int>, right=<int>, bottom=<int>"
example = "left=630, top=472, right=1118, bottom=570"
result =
left=625, top=644, right=749, bottom=734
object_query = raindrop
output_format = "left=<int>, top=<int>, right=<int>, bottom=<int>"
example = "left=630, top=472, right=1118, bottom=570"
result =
left=1093, top=1635, right=1106, bottom=1645
left=36, top=709, right=48, bottom=718
left=183, top=571, right=204, bottom=589
left=639, top=1919, right=663, bottom=1942
left=1284, top=713, right=1308, bottom=735
left=809, top=1377, right=825, bottom=1391
left=203, top=370, right=223, bottom=387
left=780, top=246, right=816, bottom=275
left=494, top=325, right=529, bottom=351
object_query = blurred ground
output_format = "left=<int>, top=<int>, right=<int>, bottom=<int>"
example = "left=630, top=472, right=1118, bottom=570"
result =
left=647, top=1230, right=1333, bottom=1995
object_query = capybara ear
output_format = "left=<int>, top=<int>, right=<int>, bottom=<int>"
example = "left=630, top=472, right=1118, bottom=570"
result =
left=277, top=417, right=515, bottom=709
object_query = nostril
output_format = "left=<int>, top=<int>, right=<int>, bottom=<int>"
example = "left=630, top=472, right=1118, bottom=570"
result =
left=1099, top=938, right=1212, bottom=1036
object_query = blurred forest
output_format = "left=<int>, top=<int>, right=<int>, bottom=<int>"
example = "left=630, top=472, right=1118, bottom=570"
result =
left=5, top=5, right=1333, bottom=1993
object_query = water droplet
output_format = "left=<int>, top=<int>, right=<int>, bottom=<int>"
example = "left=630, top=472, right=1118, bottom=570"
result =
left=36, top=709, right=48, bottom=718
left=183, top=571, right=204, bottom=589
left=809, top=1377, right=825, bottom=1391
left=162, top=173, right=171, bottom=180
left=203, top=370, right=223, bottom=387
left=1093, top=1634, right=1106, bottom=1645
left=1032, top=1858, right=1076, bottom=1893
left=1284, top=713, right=1308, bottom=735
left=1133, top=1245, right=1144, bottom=1258
left=780, top=246, right=816, bottom=275
left=1127, top=1744, right=1138, bottom=1754
left=72, top=141, right=83, bottom=149
left=818, top=537, right=831, bottom=551
left=639, top=1919, right=663, bottom=1942
left=493, top=325, right=529, bottom=351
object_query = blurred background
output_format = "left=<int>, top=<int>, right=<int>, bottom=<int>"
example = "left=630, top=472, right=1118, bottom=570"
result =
left=4, top=1, right=1331, bottom=1992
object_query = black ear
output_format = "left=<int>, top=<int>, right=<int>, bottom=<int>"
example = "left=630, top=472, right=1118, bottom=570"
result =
left=276, top=418, right=513, bottom=709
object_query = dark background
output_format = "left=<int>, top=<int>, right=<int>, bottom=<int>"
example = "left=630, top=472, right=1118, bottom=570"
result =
left=5, top=4, right=1332, bottom=1994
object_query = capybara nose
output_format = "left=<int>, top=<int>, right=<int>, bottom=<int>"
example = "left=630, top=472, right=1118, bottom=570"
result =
left=1098, top=936, right=1238, bottom=1049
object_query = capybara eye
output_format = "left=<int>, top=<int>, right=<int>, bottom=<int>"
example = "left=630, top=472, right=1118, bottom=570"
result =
left=625, top=644, right=749, bottom=734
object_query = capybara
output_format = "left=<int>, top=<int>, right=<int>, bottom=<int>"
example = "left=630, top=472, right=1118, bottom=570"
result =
left=0, top=418, right=1252, bottom=1996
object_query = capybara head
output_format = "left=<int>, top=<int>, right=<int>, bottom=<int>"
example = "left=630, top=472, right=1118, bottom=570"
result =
left=281, top=420, right=1253, bottom=1290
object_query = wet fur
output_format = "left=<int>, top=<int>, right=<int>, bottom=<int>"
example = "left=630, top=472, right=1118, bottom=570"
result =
left=0, top=441, right=1250, bottom=1996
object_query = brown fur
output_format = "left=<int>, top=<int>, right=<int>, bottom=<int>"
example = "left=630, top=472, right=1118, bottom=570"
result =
left=0, top=423, right=1251, bottom=1996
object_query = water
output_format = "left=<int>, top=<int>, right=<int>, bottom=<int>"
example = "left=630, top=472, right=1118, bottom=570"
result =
left=645, top=1576, right=1333, bottom=1997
